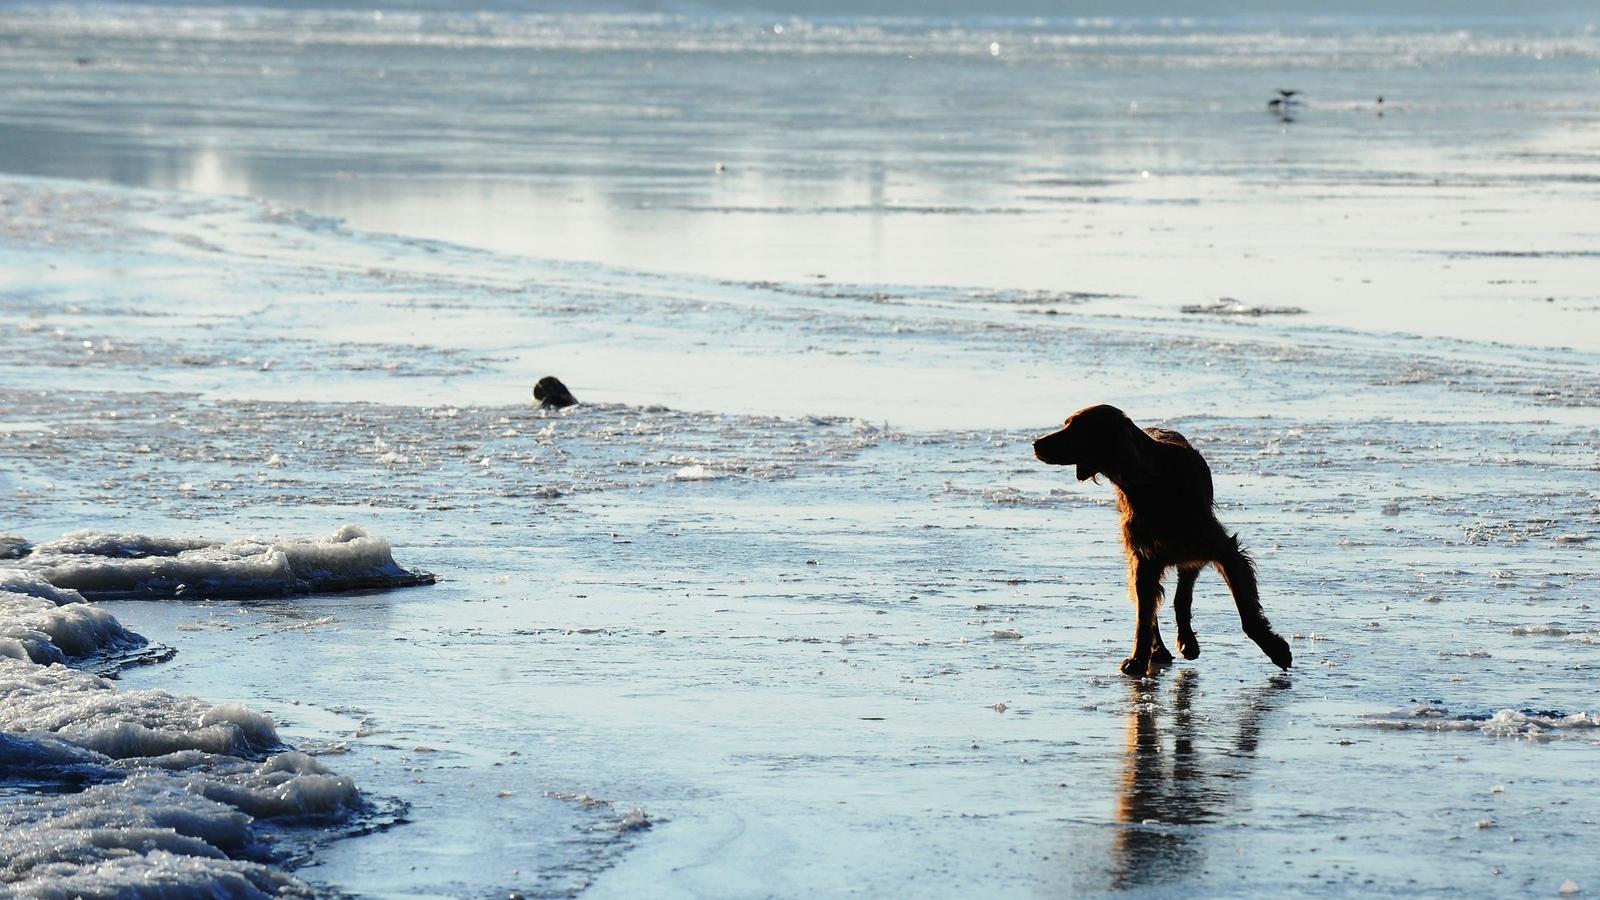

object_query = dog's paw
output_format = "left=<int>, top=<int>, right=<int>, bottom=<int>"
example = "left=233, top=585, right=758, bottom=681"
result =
left=1256, top=632, right=1292, bottom=670
left=1120, top=655, right=1150, bottom=677
left=1177, top=631, right=1201, bottom=660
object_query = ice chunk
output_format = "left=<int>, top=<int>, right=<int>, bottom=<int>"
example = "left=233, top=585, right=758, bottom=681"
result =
left=187, top=751, right=358, bottom=819
left=9, top=524, right=434, bottom=600
left=0, top=591, right=148, bottom=666
left=1510, top=624, right=1570, bottom=636
left=668, top=464, right=725, bottom=482
left=1479, top=709, right=1599, bottom=739
left=0, top=660, right=280, bottom=758
left=0, top=534, right=32, bottom=559
left=198, top=703, right=279, bottom=751
left=31, top=531, right=216, bottom=559
left=0, top=571, right=90, bottom=606
left=14, top=773, right=255, bottom=853
left=0, top=773, right=318, bottom=897
left=1367, top=705, right=1600, bottom=741
left=0, top=731, right=113, bottom=781
left=1181, top=297, right=1307, bottom=316
left=617, top=807, right=653, bottom=832
left=0, top=656, right=358, bottom=897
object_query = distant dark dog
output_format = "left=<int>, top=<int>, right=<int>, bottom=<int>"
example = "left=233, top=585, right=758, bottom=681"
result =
left=1033, top=405, right=1292, bottom=677
left=533, top=376, right=578, bottom=409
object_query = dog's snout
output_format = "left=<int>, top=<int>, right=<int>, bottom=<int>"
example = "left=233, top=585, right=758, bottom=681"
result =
left=1033, top=432, right=1069, bottom=465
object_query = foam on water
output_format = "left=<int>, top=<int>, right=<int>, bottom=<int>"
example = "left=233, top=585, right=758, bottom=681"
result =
left=1181, top=297, right=1308, bottom=317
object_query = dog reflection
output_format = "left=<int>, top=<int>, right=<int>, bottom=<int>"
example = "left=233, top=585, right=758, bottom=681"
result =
left=1110, top=670, right=1285, bottom=890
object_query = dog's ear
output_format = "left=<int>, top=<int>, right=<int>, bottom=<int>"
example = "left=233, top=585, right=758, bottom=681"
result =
left=1113, top=418, right=1156, bottom=484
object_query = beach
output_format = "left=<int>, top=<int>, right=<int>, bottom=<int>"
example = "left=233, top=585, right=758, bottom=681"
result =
left=1, top=6, right=1598, bottom=897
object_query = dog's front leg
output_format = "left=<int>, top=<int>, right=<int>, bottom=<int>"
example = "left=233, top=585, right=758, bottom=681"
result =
left=1121, top=557, right=1165, bottom=677
left=1173, top=566, right=1201, bottom=660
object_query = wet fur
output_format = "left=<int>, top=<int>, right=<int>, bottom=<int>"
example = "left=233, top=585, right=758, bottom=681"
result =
left=1033, top=404, right=1292, bottom=677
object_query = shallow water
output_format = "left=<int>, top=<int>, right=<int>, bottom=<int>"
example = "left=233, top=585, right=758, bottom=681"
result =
left=1, top=6, right=1599, bottom=899
left=3, top=6, right=1600, bottom=350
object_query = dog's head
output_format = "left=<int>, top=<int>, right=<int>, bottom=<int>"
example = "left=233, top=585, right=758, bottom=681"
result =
left=1033, top=404, right=1137, bottom=482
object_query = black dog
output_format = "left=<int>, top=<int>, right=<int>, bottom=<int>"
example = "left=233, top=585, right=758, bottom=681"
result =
left=1033, top=404, right=1292, bottom=677
left=533, top=376, right=578, bottom=409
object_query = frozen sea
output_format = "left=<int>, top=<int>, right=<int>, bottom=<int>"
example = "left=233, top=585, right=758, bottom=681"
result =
left=1, top=4, right=1599, bottom=898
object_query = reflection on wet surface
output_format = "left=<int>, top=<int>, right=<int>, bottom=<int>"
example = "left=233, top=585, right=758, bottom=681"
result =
left=1112, top=671, right=1288, bottom=891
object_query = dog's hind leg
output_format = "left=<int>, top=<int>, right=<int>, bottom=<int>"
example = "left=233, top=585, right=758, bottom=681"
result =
left=1173, top=565, right=1201, bottom=660
left=1122, top=557, right=1166, bottom=677
left=1214, top=540, right=1292, bottom=670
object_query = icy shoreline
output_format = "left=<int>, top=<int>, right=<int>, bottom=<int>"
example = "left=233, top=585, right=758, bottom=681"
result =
left=0, top=527, right=434, bottom=897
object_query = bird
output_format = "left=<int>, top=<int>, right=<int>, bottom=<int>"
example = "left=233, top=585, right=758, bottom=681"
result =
left=1266, top=89, right=1300, bottom=110
left=1267, top=89, right=1301, bottom=122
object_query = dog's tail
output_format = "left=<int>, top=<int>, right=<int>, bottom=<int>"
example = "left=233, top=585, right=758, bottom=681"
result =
left=1214, top=536, right=1292, bottom=670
